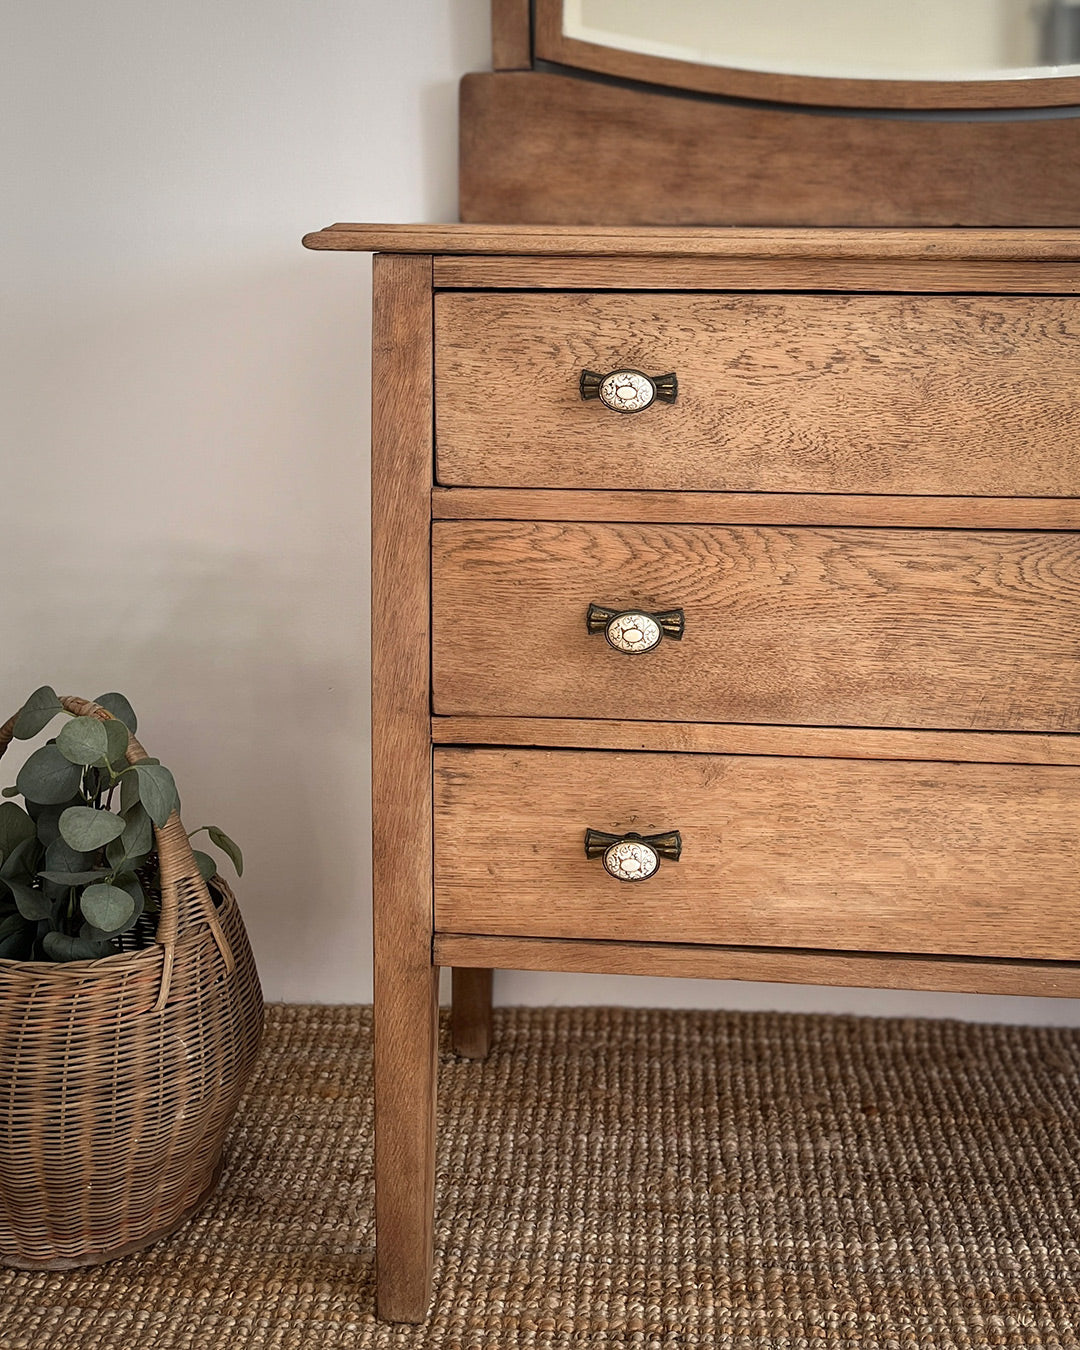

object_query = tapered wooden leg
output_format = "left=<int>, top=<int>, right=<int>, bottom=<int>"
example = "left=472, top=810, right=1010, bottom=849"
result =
left=370, top=254, right=439, bottom=1322
left=374, top=960, right=439, bottom=1322
left=451, top=967, right=494, bottom=1059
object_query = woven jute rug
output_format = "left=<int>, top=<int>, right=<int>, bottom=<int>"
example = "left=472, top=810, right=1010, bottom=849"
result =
left=2, top=1004, right=1079, bottom=1349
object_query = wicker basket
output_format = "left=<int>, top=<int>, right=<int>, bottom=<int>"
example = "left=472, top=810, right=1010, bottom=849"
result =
left=0, top=696, right=264, bottom=1269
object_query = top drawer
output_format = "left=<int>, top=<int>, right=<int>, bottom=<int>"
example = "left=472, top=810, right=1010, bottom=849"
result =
left=434, top=293, right=1080, bottom=496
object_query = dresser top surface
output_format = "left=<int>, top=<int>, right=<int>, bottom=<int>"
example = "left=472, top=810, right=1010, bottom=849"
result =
left=303, top=222, right=1080, bottom=260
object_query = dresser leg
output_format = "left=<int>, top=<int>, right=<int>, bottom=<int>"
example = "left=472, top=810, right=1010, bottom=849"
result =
left=451, top=967, right=494, bottom=1059
left=374, top=960, right=439, bottom=1323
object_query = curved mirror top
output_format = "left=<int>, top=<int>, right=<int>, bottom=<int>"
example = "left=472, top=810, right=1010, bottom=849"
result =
left=561, top=0, right=1080, bottom=85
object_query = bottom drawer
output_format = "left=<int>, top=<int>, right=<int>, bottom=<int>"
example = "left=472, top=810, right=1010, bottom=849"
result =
left=434, top=747, right=1079, bottom=960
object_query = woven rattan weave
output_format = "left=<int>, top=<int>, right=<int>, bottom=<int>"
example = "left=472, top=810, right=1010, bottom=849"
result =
left=0, top=697, right=264, bottom=1270
left=2, top=1003, right=1077, bottom=1348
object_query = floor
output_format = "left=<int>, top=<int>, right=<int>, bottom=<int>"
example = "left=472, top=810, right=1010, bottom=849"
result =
left=2, top=1003, right=1079, bottom=1348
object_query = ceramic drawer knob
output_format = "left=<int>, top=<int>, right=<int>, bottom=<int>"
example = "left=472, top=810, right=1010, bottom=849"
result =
left=586, top=603, right=685, bottom=654
left=584, top=829, right=683, bottom=883
left=579, top=367, right=678, bottom=414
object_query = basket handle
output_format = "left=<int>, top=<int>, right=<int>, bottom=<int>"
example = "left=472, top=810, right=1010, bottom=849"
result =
left=0, top=695, right=235, bottom=1010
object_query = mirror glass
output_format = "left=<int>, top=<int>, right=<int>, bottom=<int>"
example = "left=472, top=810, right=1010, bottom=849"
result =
left=563, top=0, right=1080, bottom=82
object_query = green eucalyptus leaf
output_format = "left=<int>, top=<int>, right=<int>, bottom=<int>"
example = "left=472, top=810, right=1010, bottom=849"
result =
left=0, top=837, right=35, bottom=882
left=206, top=826, right=243, bottom=877
left=27, top=792, right=86, bottom=824
left=45, top=837, right=94, bottom=874
left=90, top=872, right=145, bottom=937
left=120, top=802, right=152, bottom=854
left=119, top=768, right=140, bottom=815
left=77, top=924, right=123, bottom=949
left=2, top=786, right=19, bottom=798
left=79, top=883, right=136, bottom=934
left=112, top=870, right=145, bottom=903
left=59, top=806, right=125, bottom=852
left=12, top=687, right=63, bottom=740
left=55, top=717, right=109, bottom=767
left=100, top=717, right=131, bottom=770
left=3, top=878, right=51, bottom=921
left=16, top=745, right=82, bottom=806
left=31, top=805, right=66, bottom=850
left=82, top=880, right=143, bottom=940
left=40, top=840, right=87, bottom=904
left=0, top=916, right=33, bottom=960
left=106, top=805, right=153, bottom=871
left=191, top=850, right=217, bottom=882
left=106, top=845, right=150, bottom=878
left=93, top=693, right=137, bottom=734
left=134, top=765, right=178, bottom=828
left=0, top=802, right=35, bottom=860
left=42, top=931, right=112, bottom=963
left=36, top=868, right=111, bottom=886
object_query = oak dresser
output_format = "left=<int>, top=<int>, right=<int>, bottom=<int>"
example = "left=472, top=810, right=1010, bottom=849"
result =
left=302, top=224, right=1080, bottom=1321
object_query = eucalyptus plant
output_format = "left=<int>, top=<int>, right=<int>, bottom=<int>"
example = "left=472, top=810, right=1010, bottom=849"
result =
left=0, top=686, right=242, bottom=963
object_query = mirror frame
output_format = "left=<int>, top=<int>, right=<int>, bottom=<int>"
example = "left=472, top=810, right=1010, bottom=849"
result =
left=535, top=0, right=1080, bottom=109
left=469, top=1, right=1080, bottom=226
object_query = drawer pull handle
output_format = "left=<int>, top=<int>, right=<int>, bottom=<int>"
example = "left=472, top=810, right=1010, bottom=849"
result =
left=585, top=829, right=682, bottom=883
left=587, top=603, right=684, bottom=654
left=580, top=368, right=677, bottom=414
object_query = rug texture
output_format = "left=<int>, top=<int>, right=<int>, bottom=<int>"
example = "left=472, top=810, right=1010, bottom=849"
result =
left=1, top=1004, right=1079, bottom=1349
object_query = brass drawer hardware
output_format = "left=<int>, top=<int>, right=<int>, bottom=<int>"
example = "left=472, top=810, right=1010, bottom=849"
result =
left=584, top=828, right=683, bottom=882
left=580, top=367, right=678, bottom=414
left=586, top=603, right=685, bottom=654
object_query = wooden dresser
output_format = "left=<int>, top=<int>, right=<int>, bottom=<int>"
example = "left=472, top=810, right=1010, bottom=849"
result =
left=302, top=224, right=1080, bottom=1321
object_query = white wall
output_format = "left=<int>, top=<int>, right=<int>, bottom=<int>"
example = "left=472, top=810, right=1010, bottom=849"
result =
left=5, top=1, right=1078, bottom=1024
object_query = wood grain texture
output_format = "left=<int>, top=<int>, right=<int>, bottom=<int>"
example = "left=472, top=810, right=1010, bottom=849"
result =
left=432, top=488, right=1080, bottom=532
left=371, top=254, right=437, bottom=1324
left=459, top=72, right=1080, bottom=226
left=432, top=521, right=1080, bottom=733
left=435, top=292, right=1080, bottom=496
left=532, top=0, right=1080, bottom=110
left=434, top=934, right=1080, bottom=1001
left=433, top=255, right=1080, bottom=292
left=491, top=0, right=531, bottom=69
left=303, top=223, right=1080, bottom=260
left=450, top=967, right=493, bottom=1059
left=431, top=718, right=1080, bottom=767
left=434, top=748, right=1080, bottom=959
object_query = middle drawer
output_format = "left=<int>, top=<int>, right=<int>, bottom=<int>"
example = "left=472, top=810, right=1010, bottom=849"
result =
left=432, top=520, right=1080, bottom=732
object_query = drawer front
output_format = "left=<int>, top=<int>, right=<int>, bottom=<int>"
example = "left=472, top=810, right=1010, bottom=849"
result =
left=432, top=521, right=1080, bottom=733
left=434, top=748, right=1080, bottom=960
left=434, top=293, right=1080, bottom=496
